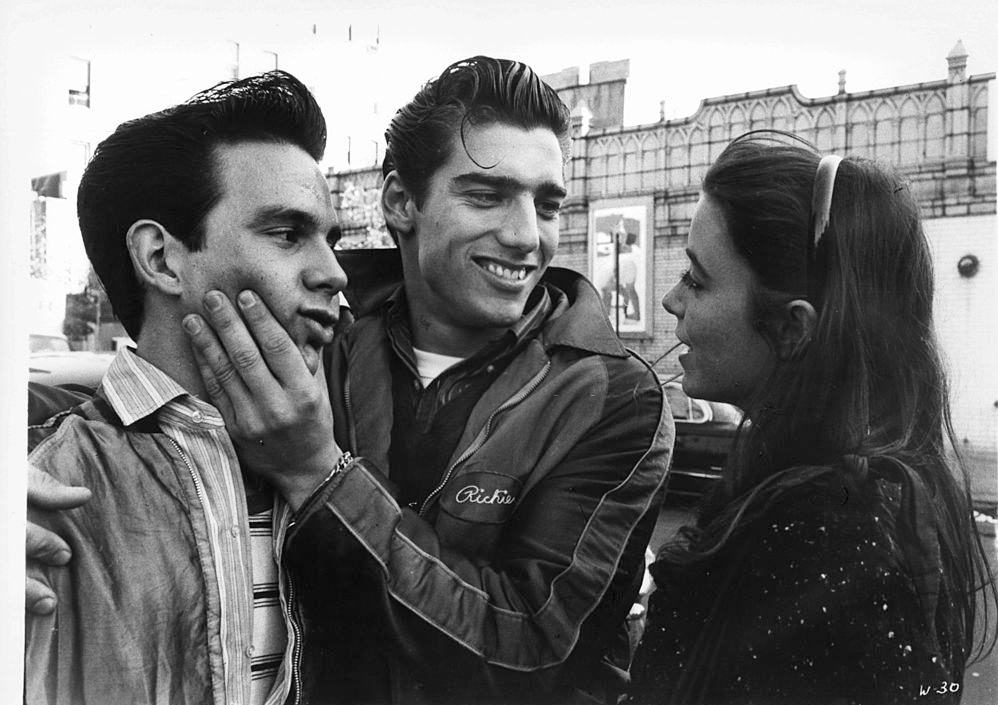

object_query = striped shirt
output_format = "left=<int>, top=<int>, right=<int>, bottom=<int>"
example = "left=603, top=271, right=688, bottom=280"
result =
left=101, top=348, right=292, bottom=705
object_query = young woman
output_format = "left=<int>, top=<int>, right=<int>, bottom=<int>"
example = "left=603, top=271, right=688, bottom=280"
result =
left=628, top=132, right=996, bottom=704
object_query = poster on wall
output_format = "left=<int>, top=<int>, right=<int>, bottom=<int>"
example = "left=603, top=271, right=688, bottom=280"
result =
left=588, top=197, right=653, bottom=336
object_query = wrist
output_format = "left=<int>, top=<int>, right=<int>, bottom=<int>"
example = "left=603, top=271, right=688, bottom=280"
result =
left=283, top=450, right=353, bottom=511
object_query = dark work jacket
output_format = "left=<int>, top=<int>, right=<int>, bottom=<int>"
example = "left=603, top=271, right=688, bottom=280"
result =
left=287, top=249, right=674, bottom=705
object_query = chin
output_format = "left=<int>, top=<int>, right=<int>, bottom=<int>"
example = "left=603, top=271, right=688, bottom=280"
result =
left=299, top=343, right=323, bottom=376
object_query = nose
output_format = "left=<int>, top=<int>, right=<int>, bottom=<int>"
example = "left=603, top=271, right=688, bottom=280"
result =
left=303, top=239, right=349, bottom=296
left=496, top=196, right=540, bottom=254
left=662, top=281, right=684, bottom=319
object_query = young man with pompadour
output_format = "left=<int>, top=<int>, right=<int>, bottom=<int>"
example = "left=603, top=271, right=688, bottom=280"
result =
left=26, top=72, right=347, bottom=705
left=183, top=56, right=674, bottom=705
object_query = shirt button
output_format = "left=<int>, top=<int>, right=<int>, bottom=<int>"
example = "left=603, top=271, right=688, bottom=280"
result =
left=229, top=526, right=240, bottom=538
left=486, top=365, right=496, bottom=374
left=245, top=645, right=255, bottom=658
left=191, top=410, right=204, bottom=423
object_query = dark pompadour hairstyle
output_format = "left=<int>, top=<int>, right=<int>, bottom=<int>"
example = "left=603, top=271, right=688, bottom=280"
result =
left=77, top=70, right=326, bottom=338
left=381, top=56, right=571, bottom=211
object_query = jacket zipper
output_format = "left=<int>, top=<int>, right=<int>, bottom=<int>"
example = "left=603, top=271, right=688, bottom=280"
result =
left=287, top=573, right=304, bottom=705
left=169, top=437, right=304, bottom=705
left=418, top=361, right=552, bottom=517
left=168, top=437, right=207, bottom=509
left=344, top=372, right=359, bottom=454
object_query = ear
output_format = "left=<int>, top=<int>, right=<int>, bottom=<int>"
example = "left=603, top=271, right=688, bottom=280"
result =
left=774, top=298, right=818, bottom=361
left=125, top=220, right=185, bottom=297
left=381, top=170, right=418, bottom=239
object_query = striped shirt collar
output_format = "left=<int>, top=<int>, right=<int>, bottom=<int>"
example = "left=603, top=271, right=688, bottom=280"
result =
left=100, top=347, right=223, bottom=428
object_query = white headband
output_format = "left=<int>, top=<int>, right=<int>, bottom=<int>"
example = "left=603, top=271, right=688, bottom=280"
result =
left=811, top=154, right=843, bottom=252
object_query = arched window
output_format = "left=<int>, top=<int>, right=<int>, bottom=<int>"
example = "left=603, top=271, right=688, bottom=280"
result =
left=587, top=139, right=607, bottom=194
left=771, top=101, right=790, bottom=133
left=728, top=106, right=746, bottom=141
left=606, top=138, right=624, bottom=192
left=689, top=127, right=708, bottom=186
left=749, top=102, right=767, bottom=131
left=874, top=101, right=897, bottom=163
left=971, top=87, right=989, bottom=159
left=623, top=137, right=641, bottom=192
left=708, top=109, right=727, bottom=161
left=815, top=109, right=834, bottom=152
left=794, top=112, right=812, bottom=145
left=848, top=104, right=871, bottom=156
left=924, top=94, right=945, bottom=160
left=898, top=99, right=921, bottom=164
left=667, top=131, right=688, bottom=187
left=641, top=134, right=659, bottom=190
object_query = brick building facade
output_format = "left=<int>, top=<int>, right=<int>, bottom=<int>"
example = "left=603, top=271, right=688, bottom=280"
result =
left=327, top=44, right=996, bottom=496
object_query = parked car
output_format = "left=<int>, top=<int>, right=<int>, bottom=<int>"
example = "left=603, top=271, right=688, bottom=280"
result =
left=29, top=333, right=71, bottom=353
left=29, top=351, right=115, bottom=390
left=663, top=382, right=742, bottom=503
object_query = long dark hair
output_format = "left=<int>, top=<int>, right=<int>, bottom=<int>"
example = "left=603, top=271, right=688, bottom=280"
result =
left=661, top=131, right=996, bottom=662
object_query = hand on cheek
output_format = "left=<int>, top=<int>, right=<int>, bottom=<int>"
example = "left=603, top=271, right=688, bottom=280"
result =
left=182, top=289, right=342, bottom=510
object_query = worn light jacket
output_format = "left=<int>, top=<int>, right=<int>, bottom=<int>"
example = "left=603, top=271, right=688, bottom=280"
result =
left=25, top=382, right=299, bottom=705
left=285, top=250, right=675, bottom=704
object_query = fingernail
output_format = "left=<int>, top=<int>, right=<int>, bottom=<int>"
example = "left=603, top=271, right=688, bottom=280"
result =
left=32, top=597, right=56, bottom=615
left=182, top=315, right=202, bottom=334
left=53, top=549, right=71, bottom=565
left=204, top=291, right=223, bottom=311
left=237, top=290, right=257, bottom=308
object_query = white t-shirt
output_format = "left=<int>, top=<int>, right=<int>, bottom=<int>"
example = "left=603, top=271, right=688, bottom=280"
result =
left=412, top=347, right=466, bottom=387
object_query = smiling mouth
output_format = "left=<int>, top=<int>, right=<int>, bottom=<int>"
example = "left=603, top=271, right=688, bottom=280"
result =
left=474, top=257, right=535, bottom=283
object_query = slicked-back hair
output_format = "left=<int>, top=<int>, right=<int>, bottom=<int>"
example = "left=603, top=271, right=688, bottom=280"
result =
left=381, top=55, right=571, bottom=213
left=77, top=70, right=326, bottom=338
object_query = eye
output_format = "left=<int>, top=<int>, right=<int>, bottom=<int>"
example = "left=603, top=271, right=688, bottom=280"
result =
left=680, top=269, right=701, bottom=290
left=268, top=227, right=300, bottom=245
left=466, top=190, right=503, bottom=207
left=326, top=225, right=343, bottom=250
left=537, top=200, right=563, bottom=221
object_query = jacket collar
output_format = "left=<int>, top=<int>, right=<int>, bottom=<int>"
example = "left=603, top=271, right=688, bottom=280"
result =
left=337, top=248, right=629, bottom=359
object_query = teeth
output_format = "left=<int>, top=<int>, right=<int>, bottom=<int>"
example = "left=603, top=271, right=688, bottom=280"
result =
left=483, top=262, right=527, bottom=281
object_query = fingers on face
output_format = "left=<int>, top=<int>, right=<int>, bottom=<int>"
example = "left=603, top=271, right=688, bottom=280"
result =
left=186, top=290, right=305, bottom=390
left=184, top=292, right=266, bottom=402
left=235, top=291, right=306, bottom=381
left=189, top=342, right=236, bottom=419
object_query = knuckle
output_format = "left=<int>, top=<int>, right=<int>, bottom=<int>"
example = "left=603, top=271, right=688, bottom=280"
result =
left=203, top=373, right=226, bottom=398
left=26, top=528, right=66, bottom=562
left=271, top=407, right=297, bottom=429
left=230, top=348, right=260, bottom=371
left=210, top=358, right=241, bottom=387
left=260, top=331, right=293, bottom=356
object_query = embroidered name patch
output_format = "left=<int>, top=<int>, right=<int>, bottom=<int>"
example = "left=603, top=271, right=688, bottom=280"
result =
left=438, top=471, right=523, bottom=524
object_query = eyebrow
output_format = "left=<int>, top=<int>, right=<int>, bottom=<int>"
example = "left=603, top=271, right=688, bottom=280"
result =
left=452, top=172, right=568, bottom=200
left=685, top=248, right=710, bottom=279
left=247, top=206, right=328, bottom=232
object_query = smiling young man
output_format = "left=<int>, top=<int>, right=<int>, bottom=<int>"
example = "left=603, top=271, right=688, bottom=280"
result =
left=182, top=56, right=674, bottom=704
left=25, top=72, right=346, bottom=705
